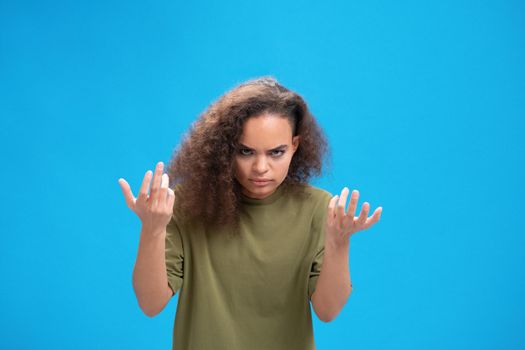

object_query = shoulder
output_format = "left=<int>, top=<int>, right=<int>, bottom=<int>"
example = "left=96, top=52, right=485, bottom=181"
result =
left=295, top=185, right=333, bottom=230
left=170, top=183, right=190, bottom=224
left=284, top=184, right=333, bottom=214
left=300, top=184, right=333, bottom=204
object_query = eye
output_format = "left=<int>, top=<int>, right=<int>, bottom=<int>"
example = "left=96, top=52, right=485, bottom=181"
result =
left=270, top=150, right=285, bottom=157
left=239, top=148, right=253, bottom=156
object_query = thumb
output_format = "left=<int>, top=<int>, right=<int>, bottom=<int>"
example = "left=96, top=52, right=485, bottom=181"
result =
left=118, top=178, right=136, bottom=210
left=167, top=187, right=176, bottom=210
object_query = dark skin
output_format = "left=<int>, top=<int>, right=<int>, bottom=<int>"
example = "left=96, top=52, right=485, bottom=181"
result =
left=118, top=117, right=383, bottom=321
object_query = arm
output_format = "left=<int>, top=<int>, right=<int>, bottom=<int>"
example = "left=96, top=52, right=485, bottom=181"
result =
left=311, top=187, right=382, bottom=322
left=118, top=161, right=176, bottom=317
left=132, top=227, right=174, bottom=317
left=311, top=240, right=352, bottom=322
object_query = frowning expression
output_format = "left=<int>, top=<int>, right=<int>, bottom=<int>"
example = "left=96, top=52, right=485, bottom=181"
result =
left=234, top=113, right=300, bottom=199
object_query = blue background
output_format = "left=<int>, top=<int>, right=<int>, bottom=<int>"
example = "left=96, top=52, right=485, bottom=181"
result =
left=1, top=0, right=524, bottom=349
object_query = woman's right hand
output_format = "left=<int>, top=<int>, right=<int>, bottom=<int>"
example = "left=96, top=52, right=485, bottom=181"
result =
left=118, top=161, right=175, bottom=235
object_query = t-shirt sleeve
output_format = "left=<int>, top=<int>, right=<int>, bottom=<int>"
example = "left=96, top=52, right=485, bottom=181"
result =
left=308, top=246, right=324, bottom=299
left=165, top=216, right=184, bottom=296
left=308, top=190, right=333, bottom=299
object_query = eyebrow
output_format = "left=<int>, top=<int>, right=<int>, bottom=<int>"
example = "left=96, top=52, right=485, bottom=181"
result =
left=239, top=143, right=288, bottom=151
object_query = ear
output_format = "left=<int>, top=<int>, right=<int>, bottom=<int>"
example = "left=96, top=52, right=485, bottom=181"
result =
left=292, top=136, right=300, bottom=153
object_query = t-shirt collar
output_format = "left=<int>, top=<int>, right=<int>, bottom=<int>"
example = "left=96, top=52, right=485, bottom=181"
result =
left=240, top=185, right=285, bottom=206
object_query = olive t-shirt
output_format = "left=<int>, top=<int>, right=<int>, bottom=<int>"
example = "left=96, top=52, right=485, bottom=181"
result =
left=165, top=184, right=333, bottom=350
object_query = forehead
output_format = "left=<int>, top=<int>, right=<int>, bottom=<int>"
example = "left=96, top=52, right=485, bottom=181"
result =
left=239, top=114, right=293, bottom=148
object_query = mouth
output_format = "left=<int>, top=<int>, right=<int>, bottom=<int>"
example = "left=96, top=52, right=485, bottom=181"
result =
left=250, top=179, right=272, bottom=186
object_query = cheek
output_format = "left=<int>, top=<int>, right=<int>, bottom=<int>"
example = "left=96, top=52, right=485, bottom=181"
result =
left=233, top=158, right=248, bottom=178
left=276, top=155, right=293, bottom=175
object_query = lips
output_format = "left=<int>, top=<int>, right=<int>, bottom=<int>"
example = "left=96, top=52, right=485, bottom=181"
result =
left=250, top=178, right=272, bottom=186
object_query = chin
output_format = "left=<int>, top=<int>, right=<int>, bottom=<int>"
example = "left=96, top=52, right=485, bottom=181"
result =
left=246, top=185, right=275, bottom=199
left=250, top=188, right=271, bottom=196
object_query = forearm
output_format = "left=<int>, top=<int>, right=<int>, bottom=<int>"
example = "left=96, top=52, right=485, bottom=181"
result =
left=132, top=226, right=173, bottom=317
left=311, top=239, right=352, bottom=322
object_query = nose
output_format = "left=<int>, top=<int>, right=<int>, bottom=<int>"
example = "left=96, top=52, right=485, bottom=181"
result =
left=253, top=155, right=269, bottom=174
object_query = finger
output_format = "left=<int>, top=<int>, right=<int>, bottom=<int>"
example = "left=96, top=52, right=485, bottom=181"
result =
left=347, top=190, right=359, bottom=219
left=138, top=170, right=153, bottom=202
left=158, top=173, right=169, bottom=207
left=327, top=195, right=338, bottom=225
left=336, top=187, right=349, bottom=222
left=149, top=161, right=164, bottom=203
left=163, top=175, right=173, bottom=205
left=167, top=188, right=175, bottom=211
left=362, top=207, right=383, bottom=230
left=118, top=178, right=136, bottom=209
left=356, top=202, right=370, bottom=226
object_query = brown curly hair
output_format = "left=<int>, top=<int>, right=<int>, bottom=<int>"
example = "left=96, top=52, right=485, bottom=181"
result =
left=167, top=76, right=330, bottom=229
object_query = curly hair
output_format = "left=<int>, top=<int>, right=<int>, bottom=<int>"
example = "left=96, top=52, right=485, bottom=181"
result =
left=167, top=76, right=330, bottom=229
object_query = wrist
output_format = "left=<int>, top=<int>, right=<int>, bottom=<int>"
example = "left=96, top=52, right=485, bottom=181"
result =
left=324, top=236, right=350, bottom=256
left=141, top=224, right=167, bottom=238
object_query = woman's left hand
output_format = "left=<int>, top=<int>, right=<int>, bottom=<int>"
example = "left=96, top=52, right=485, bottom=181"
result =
left=325, top=187, right=382, bottom=248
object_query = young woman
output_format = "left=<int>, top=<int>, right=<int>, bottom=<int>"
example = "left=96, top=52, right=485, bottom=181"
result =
left=118, top=77, right=382, bottom=349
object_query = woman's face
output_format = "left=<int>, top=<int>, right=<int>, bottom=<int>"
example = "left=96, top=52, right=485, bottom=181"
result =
left=234, top=113, right=300, bottom=199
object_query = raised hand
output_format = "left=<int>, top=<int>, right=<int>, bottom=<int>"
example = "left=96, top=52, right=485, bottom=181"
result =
left=118, top=161, right=175, bottom=236
left=325, top=187, right=382, bottom=247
